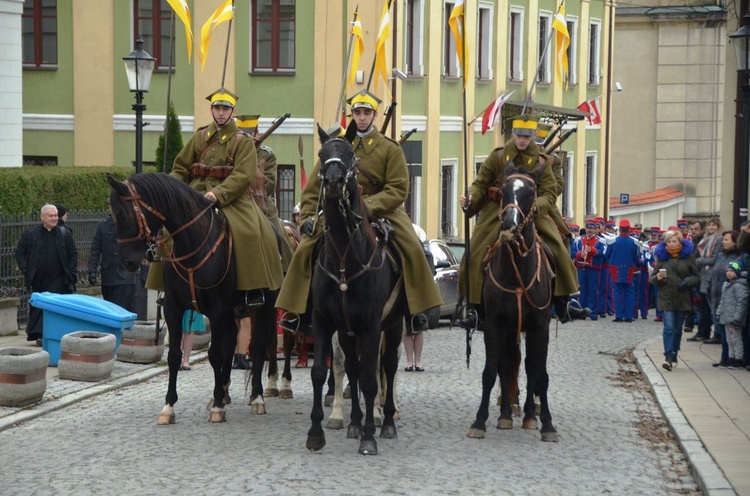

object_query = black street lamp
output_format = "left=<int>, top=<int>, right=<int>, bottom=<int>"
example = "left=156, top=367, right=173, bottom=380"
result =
left=122, top=37, right=156, bottom=174
left=730, top=14, right=750, bottom=229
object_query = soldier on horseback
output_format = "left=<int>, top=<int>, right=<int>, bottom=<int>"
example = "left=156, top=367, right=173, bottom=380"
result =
left=458, top=114, right=591, bottom=329
left=276, top=89, right=443, bottom=333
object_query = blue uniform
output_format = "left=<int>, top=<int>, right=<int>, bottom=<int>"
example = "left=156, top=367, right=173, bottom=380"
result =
left=607, top=233, right=642, bottom=321
left=572, top=234, right=605, bottom=319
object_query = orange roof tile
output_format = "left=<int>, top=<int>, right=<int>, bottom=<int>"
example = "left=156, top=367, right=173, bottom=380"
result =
left=609, top=187, right=685, bottom=209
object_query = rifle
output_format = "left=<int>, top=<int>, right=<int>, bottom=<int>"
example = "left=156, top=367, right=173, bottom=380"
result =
left=544, top=128, right=576, bottom=155
left=542, top=120, right=565, bottom=148
left=380, top=101, right=397, bottom=135
left=255, top=113, right=291, bottom=145
left=399, top=128, right=417, bottom=145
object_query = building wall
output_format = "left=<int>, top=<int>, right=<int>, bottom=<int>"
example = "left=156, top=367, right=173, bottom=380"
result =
left=0, top=0, right=24, bottom=167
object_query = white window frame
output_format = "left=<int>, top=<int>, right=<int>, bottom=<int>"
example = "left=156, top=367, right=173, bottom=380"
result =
left=508, top=7, right=524, bottom=81
left=476, top=2, right=494, bottom=80
left=403, top=0, right=425, bottom=76
left=588, top=19, right=601, bottom=86
left=562, top=152, right=574, bottom=220
left=538, top=12, right=552, bottom=84
left=585, top=152, right=598, bottom=216
left=441, top=158, right=458, bottom=238
left=443, top=1, right=459, bottom=78
left=566, top=16, right=578, bottom=86
left=410, top=176, right=423, bottom=224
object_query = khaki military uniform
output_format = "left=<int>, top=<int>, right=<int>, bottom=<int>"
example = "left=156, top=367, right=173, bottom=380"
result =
left=256, top=144, right=295, bottom=271
left=276, top=127, right=443, bottom=315
left=458, top=141, right=579, bottom=304
left=146, top=119, right=284, bottom=292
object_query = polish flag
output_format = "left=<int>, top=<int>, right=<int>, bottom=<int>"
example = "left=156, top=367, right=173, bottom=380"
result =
left=577, top=98, right=602, bottom=125
left=480, top=90, right=515, bottom=135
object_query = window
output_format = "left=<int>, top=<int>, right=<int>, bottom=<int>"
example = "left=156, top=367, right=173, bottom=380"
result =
left=441, top=160, right=457, bottom=238
left=22, top=0, right=57, bottom=67
left=508, top=8, right=524, bottom=81
left=476, top=3, right=493, bottom=80
left=585, top=153, right=597, bottom=216
left=252, top=0, right=296, bottom=72
left=134, top=0, right=172, bottom=69
left=537, top=13, right=551, bottom=83
left=277, top=165, right=296, bottom=221
left=443, top=2, right=458, bottom=78
left=588, top=20, right=601, bottom=85
left=404, top=0, right=425, bottom=76
left=23, top=156, right=58, bottom=166
left=565, top=17, right=578, bottom=86
left=561, top=152, right=573, bottom=219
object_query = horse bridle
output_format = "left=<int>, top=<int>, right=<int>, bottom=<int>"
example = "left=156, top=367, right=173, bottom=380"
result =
left=115, top=180, right=233, bottom=310
left=497, top=173, right=538, bottom=257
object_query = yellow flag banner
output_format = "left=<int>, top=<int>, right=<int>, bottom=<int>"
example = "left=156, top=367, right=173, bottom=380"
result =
left=166, top=0, right=194, bottom=62
left=552, top=1, right=570, bottom=90
left=199, top=0, right=235, bottom=71
left=373, top=1, right=391, bottom=89
left=448, top=0, right=468, bottom=85
left=347, top=11, right=365, bottom=90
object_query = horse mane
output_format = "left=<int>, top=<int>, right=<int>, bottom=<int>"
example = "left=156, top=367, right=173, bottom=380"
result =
left=126, top=173, right=215, bottom=231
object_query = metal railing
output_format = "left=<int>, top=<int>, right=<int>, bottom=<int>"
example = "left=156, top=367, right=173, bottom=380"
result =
left=0, top=208, right=108, bottom=327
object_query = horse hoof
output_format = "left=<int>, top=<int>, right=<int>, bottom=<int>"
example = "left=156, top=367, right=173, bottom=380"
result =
left=156, top=413, right=175, bottom=425
left=380, top=425, right=397, bottom=439
left=250, top=402, right=267, bottom=415
left=358, top=439, right=378, bottom=455
left=324, top=395, right=334, bottom=407
left=306, top=435, right=326, bottom=452
left=326, top=418, right=344, bottom=430
left=347, top=425, right=363, bottom=439
left=209, top=408, right=226, bottom=423
left=278, top=389, right=293, bottom=399
left=541, top=431, right=559, bottom=442
left=467, top=427, right=485, bottom=439
left=523, top=418, right=538, bottom=430
left=497, top=418, right=513, bottom=430
left=264, top=388, right=279, bottom=398
left=512, top=405, right=522, bottom=417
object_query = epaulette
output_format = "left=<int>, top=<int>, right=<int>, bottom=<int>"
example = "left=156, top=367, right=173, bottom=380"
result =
left=259, top=144, right=274, bottom=155
left=196, top=124, right=209, bottom=132
left=383, top=135, right=400, bottom=146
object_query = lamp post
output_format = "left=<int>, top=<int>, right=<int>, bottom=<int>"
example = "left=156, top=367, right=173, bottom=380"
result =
left=122, top=37, right=155, bottom=174
left=730, top=14, right=750, bottom=229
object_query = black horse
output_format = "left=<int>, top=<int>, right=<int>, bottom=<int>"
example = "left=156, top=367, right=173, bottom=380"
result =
left=107, top=173, right=277, bottom=424
left=305, top=124, right=406, bottom=455
left=467, top=163, right=558, bottom=442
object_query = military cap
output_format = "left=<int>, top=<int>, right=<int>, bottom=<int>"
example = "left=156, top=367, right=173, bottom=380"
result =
left=585, top=219, right=598, bottom=228
left=347, top=90, right=381, bottom=111
left=206, top=88, right=238, bottom=108
left=668, top=225, right=679, bottom=231
left=605, top=220, right=616, bottom=229
left=236, top=114, right=260, bottom=133
left=324, top=123, right=345, bottom=137
left=535, top=122, right=553, bottom=143
left=650, top=226, right=660, bottom=233
left=676, top=219, right=689, bottom=228
left=569, top=224, right=580, bottom=232
left=510, top=114, right=539, bottom=136
left=619, top=219, right=631, bottom=231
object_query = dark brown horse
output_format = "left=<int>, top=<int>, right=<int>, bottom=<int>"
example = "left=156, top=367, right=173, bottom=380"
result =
left=467, top=163, right=558, bottom=442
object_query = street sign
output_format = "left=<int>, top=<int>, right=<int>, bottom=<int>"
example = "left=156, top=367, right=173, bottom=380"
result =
left=620, top=193, right=630, bottom=205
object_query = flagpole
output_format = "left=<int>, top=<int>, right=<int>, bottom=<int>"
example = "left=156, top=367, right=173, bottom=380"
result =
left=220, top=1, right=235, bottom=88
left=522, top=3, right=562, bottom=115
left=366, top=0, right=393, bottom=91
left=163, top=10, right=176, bottom=169
left=334, top=6, right=359, bottom=125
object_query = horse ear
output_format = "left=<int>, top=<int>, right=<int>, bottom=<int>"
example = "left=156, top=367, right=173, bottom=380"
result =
left=317, top=123, right=330, bottom=145
left=504, top=161, right=519, bottom=177
left=106, top=173, right=129, bottom=196
left=344, top=119, right=357, bottom=144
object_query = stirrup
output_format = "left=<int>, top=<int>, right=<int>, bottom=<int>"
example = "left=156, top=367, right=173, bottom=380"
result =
left=244, top=290, right=265, bottom=308
left=279, top=312, right=301, bottom=333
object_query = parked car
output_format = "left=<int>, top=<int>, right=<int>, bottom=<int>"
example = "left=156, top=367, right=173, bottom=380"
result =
left=425, top=239, right=460, bottom=328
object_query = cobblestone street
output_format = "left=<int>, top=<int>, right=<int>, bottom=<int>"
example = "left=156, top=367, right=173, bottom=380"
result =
left=0, top=318, right=701, bottom=495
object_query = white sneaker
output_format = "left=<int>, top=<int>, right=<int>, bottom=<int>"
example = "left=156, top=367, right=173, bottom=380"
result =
left=662, top=360, right=672, bottom=371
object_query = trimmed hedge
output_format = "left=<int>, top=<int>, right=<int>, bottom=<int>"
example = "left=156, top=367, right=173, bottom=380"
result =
left=0, top=166, right=155, bottom=215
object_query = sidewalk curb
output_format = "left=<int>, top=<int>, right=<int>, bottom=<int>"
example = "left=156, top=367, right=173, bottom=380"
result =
left=0, top=350, right=208, bottom=434
left=634, top=339, right=735, bottom=496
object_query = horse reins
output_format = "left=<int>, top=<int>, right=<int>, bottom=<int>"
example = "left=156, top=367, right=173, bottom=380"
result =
left=116, top=180, right=233, bottom=311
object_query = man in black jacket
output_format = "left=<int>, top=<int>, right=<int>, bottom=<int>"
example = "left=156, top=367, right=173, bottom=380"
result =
left=16, top=204, right=78, bottom=343
left=87, top=213, right=136, bottom=311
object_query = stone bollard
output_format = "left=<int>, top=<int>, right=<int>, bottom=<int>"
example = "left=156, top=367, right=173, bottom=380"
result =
left=192, top=315, right=212, bottom=350
left=58, top=331, right=116, bottom=382
left=116, top=321, right=166, bottom=364
left=0, top=347, right=49, bottom=406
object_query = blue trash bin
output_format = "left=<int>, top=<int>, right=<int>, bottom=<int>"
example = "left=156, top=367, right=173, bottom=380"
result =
left=29, top=292, right=137, bottom=366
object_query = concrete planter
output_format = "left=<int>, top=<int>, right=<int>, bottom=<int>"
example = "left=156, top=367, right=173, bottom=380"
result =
left=116, top=321, right=166, bottom=364
left=0, top=347, right=49, bottom=407
left=192, top=316, right=212, bottom=350
left=0, top=297, right=19, bottom=337
left=58, top=331, right=116, bottom=382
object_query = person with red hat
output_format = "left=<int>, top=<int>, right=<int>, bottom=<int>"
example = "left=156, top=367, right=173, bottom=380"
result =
left=676, top=219, right=689, bottom=238
left=607, top=219, right=642, bottom=322
left=571, top=219, right=605, bottom=320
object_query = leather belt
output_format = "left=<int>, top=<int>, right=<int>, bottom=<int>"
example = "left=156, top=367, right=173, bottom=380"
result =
left=191, top=163, right=234, bottom=179
left=359, top=185, right=382, bottom=196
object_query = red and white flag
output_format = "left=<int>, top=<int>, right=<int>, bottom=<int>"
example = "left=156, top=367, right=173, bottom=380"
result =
left=577, top=98, right=602, bottom=125
left=480, top=90, right=515, bottom=135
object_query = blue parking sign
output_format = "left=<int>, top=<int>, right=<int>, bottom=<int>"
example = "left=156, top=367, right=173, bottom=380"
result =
left=620, top=193, right=630, bottom=205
